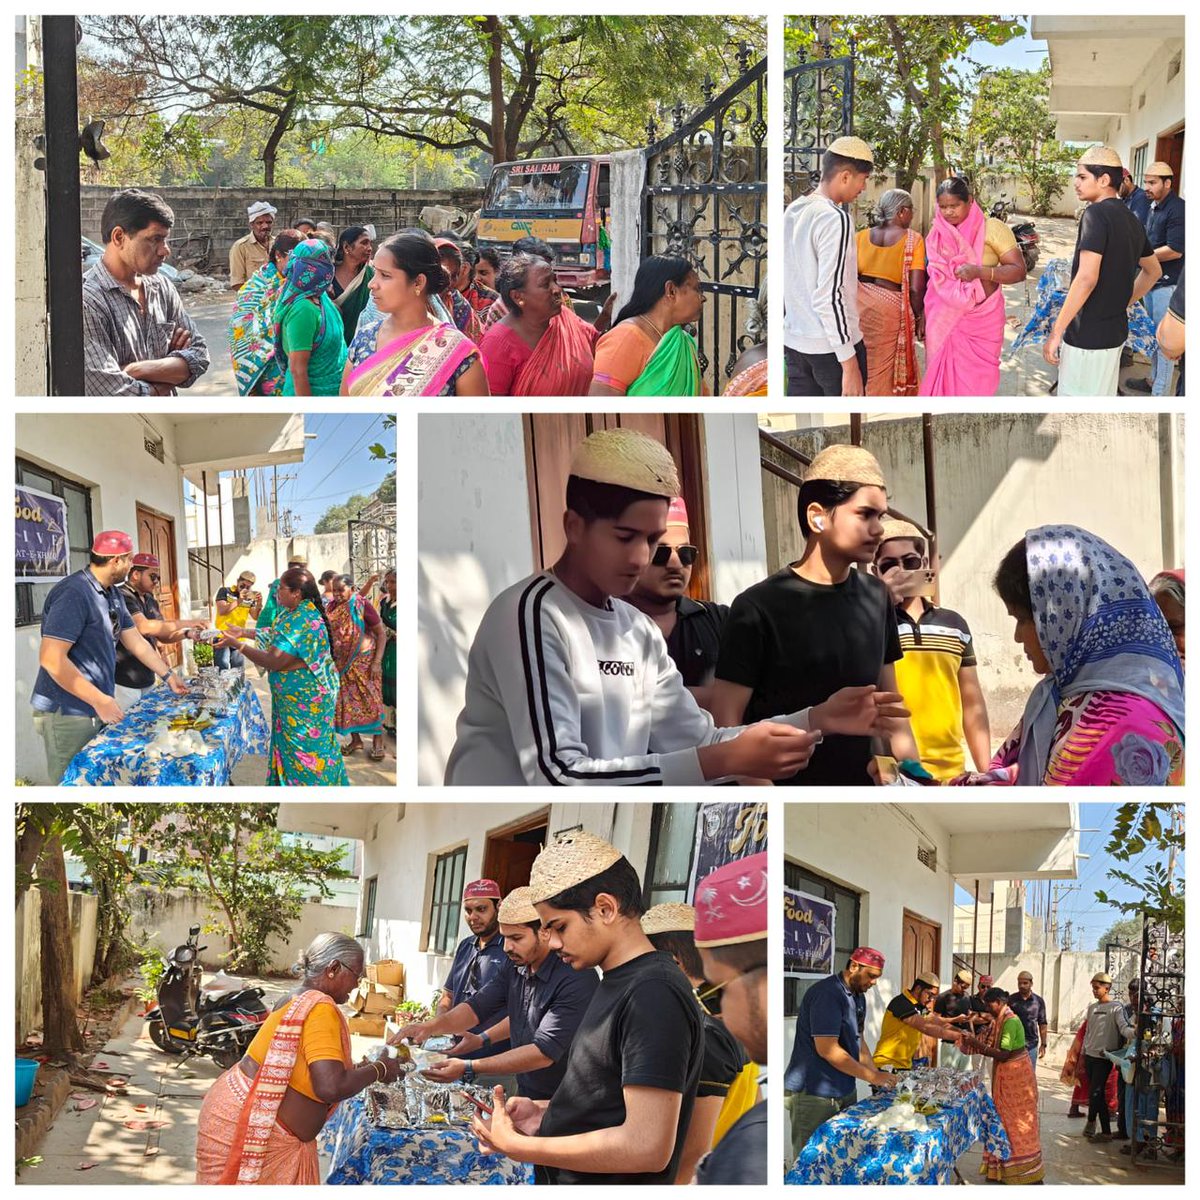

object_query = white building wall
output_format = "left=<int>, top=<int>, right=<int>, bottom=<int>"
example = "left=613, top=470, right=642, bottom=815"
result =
left=356, top=802, right=654, bottom=1007
left=703, top=413, right=769, bottom=606
left=784, top=802, right=957, bottom=1091
left=1106, top=41, right=1186, bottom=194
left=15, top=414, right=196, bottom=784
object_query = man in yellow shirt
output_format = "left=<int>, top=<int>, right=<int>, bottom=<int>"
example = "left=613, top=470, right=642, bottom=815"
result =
left=213, top=571, right=263, bottom=670
left=873, top=972, right=964, bottom=1074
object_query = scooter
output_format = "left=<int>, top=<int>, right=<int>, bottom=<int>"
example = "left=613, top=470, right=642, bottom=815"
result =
left=143, top=925, right=269, bottom=1069
left=989, top=193, right=1040, bottom=274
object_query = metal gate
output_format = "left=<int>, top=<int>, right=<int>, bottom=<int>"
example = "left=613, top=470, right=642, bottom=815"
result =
left=642, top=45, right=766, bottom=395
left=348, top=517, right=395, bottom=584
left=1105, top=939, right=1142, bottom=1000
left=785, top=36, right=856, bottom=203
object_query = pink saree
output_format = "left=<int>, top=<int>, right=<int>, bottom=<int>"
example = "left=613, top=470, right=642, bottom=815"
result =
left=346, top=322, right=476, bottom=396
left=920, top=202, right=1005, bottom=397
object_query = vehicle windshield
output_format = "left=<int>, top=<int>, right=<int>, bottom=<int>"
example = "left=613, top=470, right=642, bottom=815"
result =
left=485, top=161, right=591, bottom=212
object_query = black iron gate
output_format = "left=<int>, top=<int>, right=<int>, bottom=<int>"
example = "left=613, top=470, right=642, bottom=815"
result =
left=642, top=45, right=766, bottom=396
left=348, top=517, right=395, bottom=585
left=785, top=34, right=855, bottom=204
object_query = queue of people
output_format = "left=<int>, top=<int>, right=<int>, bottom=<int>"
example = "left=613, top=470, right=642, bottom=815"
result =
left=28, top=533, right=395, bottom=786
left=194, top=833, right=768, bottom=1184
left=445, top=428, right=1184, bottom=788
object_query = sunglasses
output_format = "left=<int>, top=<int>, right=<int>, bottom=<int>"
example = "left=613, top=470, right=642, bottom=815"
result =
left=651, top=544, right=698, bottom=568
left=147, top=573, right=161, bottom=583
left=878, top=554, right=925, bottom=573
left=699, top=963, right=767, bottom=999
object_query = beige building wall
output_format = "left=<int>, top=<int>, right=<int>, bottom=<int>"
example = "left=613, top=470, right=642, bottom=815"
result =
left=760, top=413, right=1185, bottom=737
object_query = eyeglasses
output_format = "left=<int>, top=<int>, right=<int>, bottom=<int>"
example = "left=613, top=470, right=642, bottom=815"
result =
left=148, top=573, right=161, bottom=583
left=699, top=963, right=767, bottom=999
left=651, top=544, right=698, bottom=568
left=878, top=554, right=925, bottom=573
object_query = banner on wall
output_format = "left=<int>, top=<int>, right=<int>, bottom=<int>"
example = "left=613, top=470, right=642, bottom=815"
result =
left=16, top=485, right=69, bottom=582
left=784, top=886, right=836, bottom=978
left=686, top=801, right=767, bottom=901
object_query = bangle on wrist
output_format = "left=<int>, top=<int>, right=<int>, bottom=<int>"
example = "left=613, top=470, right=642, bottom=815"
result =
left=479, top=1031, right=492, bottom=1049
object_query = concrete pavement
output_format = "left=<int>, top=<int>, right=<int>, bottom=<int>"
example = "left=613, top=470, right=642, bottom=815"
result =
left=183, top=297, right=237, bottom=395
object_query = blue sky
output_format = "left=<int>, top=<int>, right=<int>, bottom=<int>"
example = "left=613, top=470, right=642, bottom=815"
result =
left=967, top=22, right=1048, bottom=73
left=955, top=803, right=1183, bottom=953
left=282, top=413, right=395, bottom=535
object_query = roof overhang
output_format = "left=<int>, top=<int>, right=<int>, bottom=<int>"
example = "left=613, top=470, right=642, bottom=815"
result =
left=155, top=414, right=307, bottom=494
left=277, top=802, right=373, bottom=842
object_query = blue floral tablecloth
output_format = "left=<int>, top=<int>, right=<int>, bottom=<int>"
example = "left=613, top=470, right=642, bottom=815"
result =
left=60, top=683, right=269, bottom=786
left=1010, top=257, right=1158, bottom=355
left=786, top=1087, right=1010, bottom=1185
left=320, top=1090, right=533, bottom=1185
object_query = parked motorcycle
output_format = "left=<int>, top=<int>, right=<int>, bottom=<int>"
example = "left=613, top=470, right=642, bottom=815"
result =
left=143, top=925, right=269, bottom=1069
left=989, top=193, right=1040, bottom=274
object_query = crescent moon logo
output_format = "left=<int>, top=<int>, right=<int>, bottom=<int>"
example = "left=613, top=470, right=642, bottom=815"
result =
left=732, top=870, right=767, bottom=907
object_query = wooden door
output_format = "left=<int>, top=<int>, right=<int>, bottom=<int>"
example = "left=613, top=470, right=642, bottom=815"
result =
left=136, top=504, right=181, bottom=668
left=902, top=910, right=942, bottom=1065
left=482, top=810, right=550, bottom=899
left=1155, top=128, right=1185, bottom=185
left=523, top=413, right=711, bottom=599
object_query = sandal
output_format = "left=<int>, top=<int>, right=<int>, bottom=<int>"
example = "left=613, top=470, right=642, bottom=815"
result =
left=370, top=739, right=386, bottom=761
left=341, top=741, right=362, bottom=756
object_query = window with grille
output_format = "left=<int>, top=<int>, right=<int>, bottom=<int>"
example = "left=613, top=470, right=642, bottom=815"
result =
left=360, top=876, right=378, bottom=937
left=785, top=860, right=861, bottom=1018
left=643, top=803, right=699, bottom=906
left=16, top=458, right=94, bottom=628
left=427, top=845, right=467, bottom=955
left=1131, top=143, right=1149, bottom=182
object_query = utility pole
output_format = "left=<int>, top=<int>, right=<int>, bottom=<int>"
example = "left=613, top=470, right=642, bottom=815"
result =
left=1166, top=804, right=1181, bottom=892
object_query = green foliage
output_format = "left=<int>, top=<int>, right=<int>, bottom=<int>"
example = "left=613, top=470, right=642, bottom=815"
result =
left=131, top=804, right=354, bottom=973
left=192, top=640, right=214, bottom=667
left=785, top=16, right=1025, bottom=191
left=961, top=61, right=1076, bottom=216
left=135, top=949, right=167, bottom=1004
left=315, top=493, right=375, bottom=535
left=1094, top=912, right=1145, bottom=954
left=396, top=999, right=431, bottom=1021
left=369, top=417, right=397, bottom=467
left=1095, top=803, right=1184, bottom=935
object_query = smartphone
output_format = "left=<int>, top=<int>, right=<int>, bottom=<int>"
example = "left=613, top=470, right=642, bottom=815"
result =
left=464, top=1092, right=493, bottom=1116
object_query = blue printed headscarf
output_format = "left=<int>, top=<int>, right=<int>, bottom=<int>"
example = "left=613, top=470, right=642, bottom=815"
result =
left=273, top=238, right=334, bottom=356
left=1015, top=525, right=1185, bottom=782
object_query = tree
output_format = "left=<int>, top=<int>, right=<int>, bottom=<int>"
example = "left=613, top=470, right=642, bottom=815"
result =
left=82, top=16, right=394, bottom=185
left=786, top=16, right=1025, bottom=191
left=132, top=804, right=353, bottom=973
left=962, top=61, right=1077, bottom=215
left=1096, top=803, right=1185, bottom=935
left=315, top=492, right=374, bottom=535
left=1095, top=913, right=1145, bottom=953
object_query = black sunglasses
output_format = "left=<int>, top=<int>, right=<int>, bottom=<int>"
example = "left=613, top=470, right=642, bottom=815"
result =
left=651, top=544, right=698, bottom=568
left=878, top=554, right=925, bottom=573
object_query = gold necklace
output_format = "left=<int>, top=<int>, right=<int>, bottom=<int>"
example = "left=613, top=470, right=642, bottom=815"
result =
left=637, top=313, right=665, bottom=340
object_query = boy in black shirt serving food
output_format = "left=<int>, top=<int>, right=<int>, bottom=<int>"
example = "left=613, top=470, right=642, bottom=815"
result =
left=471, top=830, right=704, bottom=1184
left=710, top=444, right=919, bottom=785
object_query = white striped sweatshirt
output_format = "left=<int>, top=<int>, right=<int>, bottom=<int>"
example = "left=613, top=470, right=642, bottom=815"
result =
left=444, top=571, right=812, bottom=786
left=782, top=191, right=861, bottom=361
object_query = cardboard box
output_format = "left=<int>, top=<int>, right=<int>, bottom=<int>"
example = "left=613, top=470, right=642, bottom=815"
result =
left=369, top=959, right=405, bottom=988
left=347, top=1013, right=387, bottom=1037
left=351, top=980, right=403, bottom=1014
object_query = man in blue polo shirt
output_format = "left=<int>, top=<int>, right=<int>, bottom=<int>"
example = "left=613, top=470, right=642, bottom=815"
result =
left=435, top=878, right=514, bottom=1059
left=1131, top=159, right=1185, bottom=396
left=31, top=528, right=188, bottom=783
left=785, top=947, right=897, bottom=1155
left=394, top=886, right=600, bottom=1099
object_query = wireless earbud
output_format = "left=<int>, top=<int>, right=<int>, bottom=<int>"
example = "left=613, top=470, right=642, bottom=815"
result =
left=814, top=518, right=824, bottom=531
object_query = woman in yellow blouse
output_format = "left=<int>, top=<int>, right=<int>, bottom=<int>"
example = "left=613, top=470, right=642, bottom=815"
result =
left=856, top=189, right=927, bottom=395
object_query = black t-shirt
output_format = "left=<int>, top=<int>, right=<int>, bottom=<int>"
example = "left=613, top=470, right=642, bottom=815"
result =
left=1168, top=265, right=1185, bottom=321
left=698, top=1012, right=746, bottom=1099
left=694, top=1099, right=767, bottom=1185
left=933, top=990, right=971, bottom=1042
left=114, top=583, right=162, bottom=689
left=666, top=597, right=729, bottom=688
left=536, top=950, right=704, bottom=1185
left=715, top=565, right=902, bottom=785
left=1065, top=198, right=1155, bottom=350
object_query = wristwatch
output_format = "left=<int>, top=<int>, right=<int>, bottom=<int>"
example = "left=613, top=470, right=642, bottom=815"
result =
left=479, top=1031, right=492, bottom=1050
left=463, top=1062, right=476, bottom=1084
left=158, top=668, right=175, bottom=682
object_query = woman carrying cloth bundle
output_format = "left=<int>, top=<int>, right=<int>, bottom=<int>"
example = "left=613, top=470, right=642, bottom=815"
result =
left=962, top=987, right=1044, bottom=1184
left=330, top=226, right=376, bottom=346
left=590, top=256, right=706, bottom=396
left=919, top=177, right=1026, bottom=397
left=478, top=254, right=600, bottom=395
left=229, top=229, right=302, bottom=396
left=274, top=239, right=347, bottom=397
left=215, top=567, right=350, bottom=785
left=343, top=232, right=487, bottom=397
left=856, top=190, right=927, bottom=396
left=196, top=933, right=405, bottom=1185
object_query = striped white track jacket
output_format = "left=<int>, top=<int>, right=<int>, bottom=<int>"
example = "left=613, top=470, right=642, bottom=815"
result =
left=444, top=571, right=813, bottom=786
left=782, top=191, right=861, bottom=362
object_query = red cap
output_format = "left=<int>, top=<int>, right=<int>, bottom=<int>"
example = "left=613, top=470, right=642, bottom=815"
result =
left=666, top=496, right=689, bottom=528
left=694, top=852, right=766, bottom=947
left=850, top=947, right=885, bottom=970
left=91, top=530, right=133, bottom=555
left=979, top=974, right=994, bottom=986
left=131, top=553, right=160, bottom=569
left=463, top=878, right=501, bottom=900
